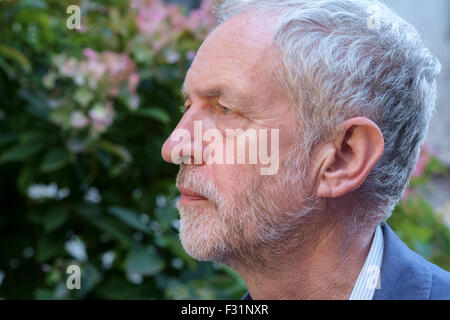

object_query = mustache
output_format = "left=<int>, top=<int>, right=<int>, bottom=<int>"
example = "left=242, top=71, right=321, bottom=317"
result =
left=176, top=165, right=222, bottom=208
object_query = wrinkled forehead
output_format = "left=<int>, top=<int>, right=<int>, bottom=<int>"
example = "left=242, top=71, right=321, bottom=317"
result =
left=185, top=11, right=282, bottom=98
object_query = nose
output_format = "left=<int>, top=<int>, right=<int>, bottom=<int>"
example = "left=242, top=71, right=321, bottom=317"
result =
left=161, top=108, right=206, bottom=165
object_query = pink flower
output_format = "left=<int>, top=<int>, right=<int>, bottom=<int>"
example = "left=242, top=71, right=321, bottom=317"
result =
left=136, top=2, right=168, bottom=37
left=128, top=73, right=140, bottom=93
left=89, top=102, right=115, bottom=132
left=167, top=3, right=188, bottom=33
left=200, top=0, right=216, bottom=12
left=83, top=48, right=99, bottom=60
left=78, top=50, right=138, bottom=97
left=60, top=57, right=78, bottom=78
left=186, top=9, right=204, bottom=32
left=185, top=4, right=215, bottom=40
left=186, top=50, right=196, bottom=60
left=132, top=0, right=216, bottom=50
left=70, top=111, right=89, bottom=129
left=84, top=59, right=107, bottom=80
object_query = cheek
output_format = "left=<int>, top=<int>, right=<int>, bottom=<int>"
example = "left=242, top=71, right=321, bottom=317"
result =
left=210, top=164, right=261, bottom=198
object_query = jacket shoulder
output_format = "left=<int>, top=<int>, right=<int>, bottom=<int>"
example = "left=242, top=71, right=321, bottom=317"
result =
left=429, top=261, right=450, bottom=300
left=375, top=222, right=450, bottom=300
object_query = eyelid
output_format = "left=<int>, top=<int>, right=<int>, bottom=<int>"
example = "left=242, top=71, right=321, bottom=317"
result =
left=217, top=102, right=232, bottom=113
left=181, top=101, right=233, bottom=115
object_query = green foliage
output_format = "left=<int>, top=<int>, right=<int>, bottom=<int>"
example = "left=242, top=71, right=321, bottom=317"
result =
left=0, top=0, right=246, bottom=299
left=388, top=153, right=450, bottom=271
left=389, top=197, right=450, bottom=269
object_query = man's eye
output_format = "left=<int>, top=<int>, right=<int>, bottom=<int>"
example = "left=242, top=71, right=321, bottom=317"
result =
left=218, top=103, right=230, bottom=115
left=181, top=103, right=231, bottom=115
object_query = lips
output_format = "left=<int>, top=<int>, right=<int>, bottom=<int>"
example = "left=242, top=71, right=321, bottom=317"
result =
left=178, top=186, right=208, bottom=202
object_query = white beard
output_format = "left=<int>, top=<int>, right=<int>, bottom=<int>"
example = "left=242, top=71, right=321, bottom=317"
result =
left=176, top=144, right=319, bottom=270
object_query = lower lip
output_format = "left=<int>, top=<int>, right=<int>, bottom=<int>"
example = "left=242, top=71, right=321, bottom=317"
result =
left=179, top=193, right=208, bottom=203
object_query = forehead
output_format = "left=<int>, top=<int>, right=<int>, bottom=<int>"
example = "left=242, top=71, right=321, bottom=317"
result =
left=183, top=11, right=280, bottom=103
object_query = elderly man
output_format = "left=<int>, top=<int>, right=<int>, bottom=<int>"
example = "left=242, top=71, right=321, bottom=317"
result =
left=161, top=0, right=450, bottom=299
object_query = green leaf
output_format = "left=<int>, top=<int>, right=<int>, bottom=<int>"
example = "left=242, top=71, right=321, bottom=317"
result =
left=17, top=164, right=38, bottom=193
left=0, top=44, right=32, bottom=73
left=107, top=206, right=152, bottom=235
left=74, top=88, right=94, bottom=107
left=29, top=205, right=70, bottom=233
left=98, top=140, right=133, bottom=163
left=136, top=107, right=171, bottom=124
left=19, top=132, right=49, bottom=144
left=425, top=156, right=448, bottom=175
left=73, top=202, right=102, bottom=220
left=19, top=89, right=50, bottom=120
left=0, top=57, right=14, bottom=78
left=0, top=132, right=17, bottom=147
left=95, top=276, right=143, bottom=299
left=88, top=217, right=134, bottom=245
left=40, top=148, right=69, bottom=173
left=36, top=237, right=64, bottom=263
left=126, top=244, right=165, bottom=276
left=0, top=141, right=47, bottom=163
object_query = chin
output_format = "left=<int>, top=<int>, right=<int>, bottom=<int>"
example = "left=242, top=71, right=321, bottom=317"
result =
left=178, top=203, right=229, bottom=262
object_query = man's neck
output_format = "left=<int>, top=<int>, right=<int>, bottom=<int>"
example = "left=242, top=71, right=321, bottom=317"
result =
left=236, top=221, right=377, bottom=300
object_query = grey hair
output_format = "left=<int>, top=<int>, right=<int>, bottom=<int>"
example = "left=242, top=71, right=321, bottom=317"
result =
left=213, top=0, right=441, bottom=224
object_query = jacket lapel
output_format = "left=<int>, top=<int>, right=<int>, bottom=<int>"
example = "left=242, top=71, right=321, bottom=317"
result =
left=373, top=222, right=432, bottom=300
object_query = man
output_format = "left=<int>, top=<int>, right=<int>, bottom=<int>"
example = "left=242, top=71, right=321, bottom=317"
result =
left=161, top=0, right=450, bottom=299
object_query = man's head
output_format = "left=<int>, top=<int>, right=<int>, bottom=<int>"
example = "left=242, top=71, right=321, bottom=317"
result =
left=161, top=0, right=440, bottom=269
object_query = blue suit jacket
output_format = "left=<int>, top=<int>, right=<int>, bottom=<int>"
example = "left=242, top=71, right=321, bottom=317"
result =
left=241, top=222, right=450, bottom=300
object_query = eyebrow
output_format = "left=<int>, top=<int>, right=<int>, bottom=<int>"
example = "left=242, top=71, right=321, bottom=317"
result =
left=180, top=79, right=253, bottom=107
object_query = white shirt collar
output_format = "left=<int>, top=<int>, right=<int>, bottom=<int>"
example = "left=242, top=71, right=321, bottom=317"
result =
left=348, top=224, right=384, bottom=300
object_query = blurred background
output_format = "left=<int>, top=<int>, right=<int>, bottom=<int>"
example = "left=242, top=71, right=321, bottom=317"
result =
left=0, top=0, right=448, bottom=299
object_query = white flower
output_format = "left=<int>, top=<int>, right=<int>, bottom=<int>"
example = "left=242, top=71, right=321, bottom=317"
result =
left=70, top=111, right=89, bottom=128
left=65, top=237, right=88, bottom=262
left=101, top=251, right=116, bottom=270
left=126, top=272, right=143, bottom=284
left=129, top=95, right=140, bottom=110
left=89, top=102, right=115, bottom=132
left=84, top=187, right=102, bottom=204
left=165, top=50, right=180, bottom=64
left=27, top=183, right=70, bottom=200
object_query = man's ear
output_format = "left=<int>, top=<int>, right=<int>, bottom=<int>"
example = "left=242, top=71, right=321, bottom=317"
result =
left=315, top=117, right=384, bottom=199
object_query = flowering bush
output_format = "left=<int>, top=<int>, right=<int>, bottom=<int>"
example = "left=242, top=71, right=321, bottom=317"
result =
left=0, top=0, right=248, bottom=300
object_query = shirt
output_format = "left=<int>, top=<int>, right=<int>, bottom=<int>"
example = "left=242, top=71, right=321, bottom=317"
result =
left=348, top=223, right=384, bottom=300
